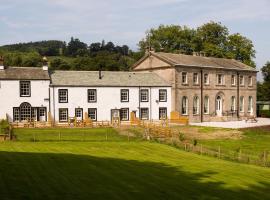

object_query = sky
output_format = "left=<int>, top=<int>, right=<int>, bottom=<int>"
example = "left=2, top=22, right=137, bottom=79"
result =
left=0, top=0, right=269, bottom=80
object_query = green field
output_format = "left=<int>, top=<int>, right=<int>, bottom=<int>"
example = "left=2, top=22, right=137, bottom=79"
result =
left=199, top=126, right=270, bottom=155
left=0, top=128, right=270, bottom=200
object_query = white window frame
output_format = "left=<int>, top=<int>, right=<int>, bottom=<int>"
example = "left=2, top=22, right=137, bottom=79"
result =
left=120, top=108, right=129, bottom=121
left=88, top=89, right=97, bottom=103
left=140, top=89, right=149, bottom=102
left=182, top=72, right=188, bottom=84
left=240, top=96, right=244, bottom=112
left=231, top=75, right=236, bottom=86
left=193, top=73, right=199, bottom=85
left=20, top=81, right=31, bottom=97
left=159, top=107, right=167, bottom=119
left=231, top=96, right=236, bottom=111
left=248, top=96, right=253, bottom=113
left=203, top=96, right=209, bottom=114
left=217, top=74, right=224, bottom=85
left=120, top=89, right=129, bottom=102
left=204, top=74, right=209, bottom=85
left=239, top=75, right=245, bottom=86
left=182, top=96, right=188, bottom=115
left=193, top=96, right=200, bottom=115
left=59, top=108, right=68, bottom=122
left=159, top=89, right=167, bottom=102
left=140, top=108, right=149, bottom=120
left=58, top=89, right=68, bottom=103
left=248, top=76, right=252, bottom=86
left=88, top=108, right=97, bottom=121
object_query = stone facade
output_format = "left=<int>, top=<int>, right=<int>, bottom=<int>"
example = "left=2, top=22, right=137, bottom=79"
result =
left=133, top=52, right=257, bottom=122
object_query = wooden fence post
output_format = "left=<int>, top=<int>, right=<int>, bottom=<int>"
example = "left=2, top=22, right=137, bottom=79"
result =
left=238, top=148, right=242, bottom=161
left=218, top=146, right=221, bottom=159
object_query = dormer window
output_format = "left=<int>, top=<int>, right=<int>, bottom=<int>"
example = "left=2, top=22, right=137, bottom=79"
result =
left=20, top=81, right=31, bottom=97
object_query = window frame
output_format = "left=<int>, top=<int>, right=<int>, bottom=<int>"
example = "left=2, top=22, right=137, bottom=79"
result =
left=231, top=96, right=236, bottom=111
left=120, top=108, right=129, bottom=121
left=181, top=96, right=188, bottom=115
left=203, top=96, right=209, bottom=114
left=248, top=96, right=253, bottom=113
left=140, top=107, right=149, bottom=120
left=120, top=89, right=129, bottom=102
left=248, top=76, right=253, bottom=86
left=20, top=81, right=31, bottom=97
left=88, top=89, right=97, bottom=103
left=140, top=89, right=149, bottom=102
left=231, top=75, right=236, bottom=86
left=58, top=89, right=68, bottom=103
left=217, top=74, right=224, bottom=85
left=239, top=75, right=245, bottom=86
left=75, top=108, right=83, bottom=120
left=88, top=108, right=97, bottom=121
left=193, top=96, right=200, bottom=115
left=59, top=108, right=68, bottom=122
left=159, top=89, right=167, bottom=102
left=193, top=73, right=199, bottom=85
left=159, top=107, right=167, bottom=120
left=240, top=96, right=244, bottom=112
left=182, top=72, right=188, bottom=85
left=204, top=73, right=209, bottom=85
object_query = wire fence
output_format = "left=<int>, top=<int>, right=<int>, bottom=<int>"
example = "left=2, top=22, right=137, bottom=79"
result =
left=13, top=128, right=135, bottom=142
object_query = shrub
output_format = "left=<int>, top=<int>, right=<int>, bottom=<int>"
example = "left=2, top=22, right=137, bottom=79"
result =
left=178, top=132, right=185, bottom=142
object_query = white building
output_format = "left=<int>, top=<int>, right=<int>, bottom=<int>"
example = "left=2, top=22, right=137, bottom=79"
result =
left=0, top=64, right=171, bottom=124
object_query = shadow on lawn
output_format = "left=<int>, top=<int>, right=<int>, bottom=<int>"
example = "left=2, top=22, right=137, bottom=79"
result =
left=0, top=151, right=269, bottom=200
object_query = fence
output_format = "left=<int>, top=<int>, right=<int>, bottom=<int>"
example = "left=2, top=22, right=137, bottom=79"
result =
left=13, top=128, right=135, bottom=142
left=137, top=121, right=270, bottom=167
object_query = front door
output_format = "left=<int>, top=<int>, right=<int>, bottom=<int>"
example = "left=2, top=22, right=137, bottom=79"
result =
left=111, top=109, right=120, bottom=123
left=39, top=107, right=46, bottom=121
left=75, top=108, right=83, bottom=121
left=216, top=96, right=222, bottom=117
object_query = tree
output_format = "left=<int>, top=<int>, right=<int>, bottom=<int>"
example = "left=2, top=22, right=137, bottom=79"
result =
left=138, top=21, right=256, bottom=67
left=257, top=62, right=270, bottom=101
left=66, top=37, right=88, bottom=57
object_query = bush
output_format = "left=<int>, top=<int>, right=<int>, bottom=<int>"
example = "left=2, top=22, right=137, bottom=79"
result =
left=260, top=110, right=270, bottom=118
left=178, top=132, right=185, bottom=142
left=0, top=119, right=10, bottom=134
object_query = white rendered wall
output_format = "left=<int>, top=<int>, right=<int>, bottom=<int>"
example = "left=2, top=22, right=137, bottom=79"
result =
left=50, top=86, right=171, bottom=122
left=0, top=80, right=50, bottom=121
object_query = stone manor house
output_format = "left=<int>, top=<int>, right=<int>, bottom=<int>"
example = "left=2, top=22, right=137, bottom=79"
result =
left=0, top=51, right=257, bottom=124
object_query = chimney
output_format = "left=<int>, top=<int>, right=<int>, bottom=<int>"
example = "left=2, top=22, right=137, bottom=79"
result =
left=42, top=56, right=48, bottom=71
left=0, top=56, right=4, bottom=70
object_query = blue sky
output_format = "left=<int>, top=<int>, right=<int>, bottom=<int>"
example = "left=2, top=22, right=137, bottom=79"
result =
left=0, top=0, right=269, bottom=80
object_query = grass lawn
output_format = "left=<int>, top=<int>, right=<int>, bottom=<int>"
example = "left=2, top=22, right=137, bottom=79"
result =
left=198, top=126, right=270, bottom=155
left=0, top=128, right=270, bottom=199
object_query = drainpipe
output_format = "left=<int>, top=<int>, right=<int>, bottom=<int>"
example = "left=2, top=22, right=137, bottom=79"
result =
left=237, top=72, right=240, bottom=119
left=200, top=69, right=203, bottom=122
left=138, top=86, right=141, bottom=119
left=53, top=86, right=56, bottom=125
left=150, top=87, right=152, bottom=121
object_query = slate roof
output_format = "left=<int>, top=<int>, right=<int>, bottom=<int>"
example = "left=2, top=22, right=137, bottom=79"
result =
left=50, top=70, right=170, bottom=87
left=134, top=52, right=257, bottom=71
left=0, top=67, right=50, bottom=80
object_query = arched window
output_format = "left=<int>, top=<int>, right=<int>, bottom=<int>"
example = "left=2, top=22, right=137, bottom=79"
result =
left=193, top=96, right=199, bottom=115
left=240, top=96, right=244, bottom=112
left=204, top=96, right=209, bottom=114
left=248, top=96, right=253, bottom=113
left=20, top=102, right=31, bottom=121
left=182, top=96, right=188, bottom=115
left=231, top=96, right=236, bottom=111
